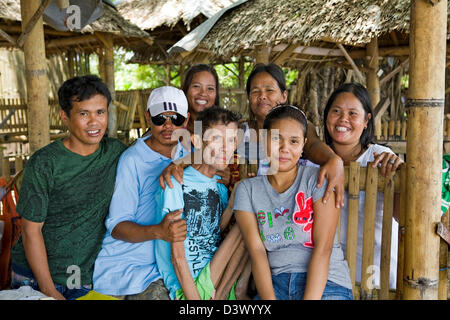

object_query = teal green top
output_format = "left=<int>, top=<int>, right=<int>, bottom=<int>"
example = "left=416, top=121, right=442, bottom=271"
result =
left=11, top=137, right=126, bottom=286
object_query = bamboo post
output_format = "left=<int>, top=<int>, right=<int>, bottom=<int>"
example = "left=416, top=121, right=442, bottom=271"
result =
left=403, top=0, right=447, bottom=300
left=388, top=120, right=395, bottom=139
left=67, top=50, right=75, bottom=78
left=395, top=120, right=401, bottom=137
left=380, top=174, right=395, bottom=299
left=366, top=37, right=381, bottom=140
left=382, top=122, right=388, bottom=140
left=20, top=0, right=50, bottom=153
left=360, top=163, right=378, bottom=300
left=401, top=120, right=407, bottom=140
left=396, top=165, right=407, bottom=299
left=238, top=57, right=247, bottom=118
left=102, top=34, right=117, bottom=138
left=14, top=156, right=23, bottom=175
left=346, top=161, right=360, bottom=299
left=2, top=157, right=10, bottom=180
left=308, top=70, right=320, bottom=127
left=255, top=46, right=270, bottom=64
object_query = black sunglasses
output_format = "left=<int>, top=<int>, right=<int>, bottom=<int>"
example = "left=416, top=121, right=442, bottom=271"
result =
left=151, top=114, right=186, bottom=126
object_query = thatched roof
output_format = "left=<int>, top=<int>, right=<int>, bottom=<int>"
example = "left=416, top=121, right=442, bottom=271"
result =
left=0, top=0, right=151, bottom=56
left=117, top=0, right=236, bottom=64
left=169, top=0, right=450, bottom=67
left=118, top=0, right=236, bottom=31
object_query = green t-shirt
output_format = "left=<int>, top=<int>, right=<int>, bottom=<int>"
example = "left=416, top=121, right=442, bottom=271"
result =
left=11, top=137, right=126, bottom=286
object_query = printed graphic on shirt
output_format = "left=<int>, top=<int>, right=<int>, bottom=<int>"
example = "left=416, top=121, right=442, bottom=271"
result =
left=293, top=191, right=314, bottom=248
left=183, top=186, right=222, bottom=274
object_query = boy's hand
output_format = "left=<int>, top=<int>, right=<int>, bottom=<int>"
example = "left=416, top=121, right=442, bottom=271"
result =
left=159, top=209, right=187, bottom=243
left=216, top=166, right=231, bottom=186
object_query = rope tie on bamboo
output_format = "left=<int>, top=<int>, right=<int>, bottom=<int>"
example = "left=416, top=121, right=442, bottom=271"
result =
left=348, top=194, right=360, bottom=200
left=406, top=98, right=445, bottom=108
left=404, top=276, right=439, bottom=292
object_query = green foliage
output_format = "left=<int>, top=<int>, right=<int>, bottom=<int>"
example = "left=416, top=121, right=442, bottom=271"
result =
left=110, top=50, right=300, bottom=92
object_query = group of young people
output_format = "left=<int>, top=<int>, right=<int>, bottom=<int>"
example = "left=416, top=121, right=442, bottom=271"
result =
left=7, top=62, right=403, bottom=300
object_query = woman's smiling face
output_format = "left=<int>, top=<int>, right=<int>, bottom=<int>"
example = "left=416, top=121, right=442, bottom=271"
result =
left=326, top=92, right=370, bottom=148
left=248, top=72, right=287, bottom=123
left=186, top=71, right=217, bottom=115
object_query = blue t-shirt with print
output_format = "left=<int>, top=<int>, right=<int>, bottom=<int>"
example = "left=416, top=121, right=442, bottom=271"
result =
left=155, top=166, right=229, bottom=299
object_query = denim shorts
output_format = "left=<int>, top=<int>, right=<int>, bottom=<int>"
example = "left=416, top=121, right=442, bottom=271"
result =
left=10, top=263, right=91, bottom=300
left=271, top=272, right=353, bottom=300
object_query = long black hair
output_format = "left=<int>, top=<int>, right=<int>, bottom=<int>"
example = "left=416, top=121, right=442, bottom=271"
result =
left=323, top=82, right=375, bottom=148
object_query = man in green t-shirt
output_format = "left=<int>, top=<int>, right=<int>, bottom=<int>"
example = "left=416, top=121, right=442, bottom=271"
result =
left=10, top=75, right=126, bottom=300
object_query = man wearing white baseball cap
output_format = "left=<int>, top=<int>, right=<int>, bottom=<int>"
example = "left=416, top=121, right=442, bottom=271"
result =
left=93, top=86, right=190, bottom=299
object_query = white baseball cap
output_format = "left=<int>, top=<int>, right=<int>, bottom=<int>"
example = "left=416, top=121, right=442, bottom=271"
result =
left=146, top=86, right=188, bottom=117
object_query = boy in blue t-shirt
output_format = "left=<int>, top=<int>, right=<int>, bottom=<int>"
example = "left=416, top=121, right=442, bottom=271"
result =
left=155, top=106, right=250, bottom=300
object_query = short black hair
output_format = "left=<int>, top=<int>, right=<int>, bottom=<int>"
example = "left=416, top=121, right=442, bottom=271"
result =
left=182, top=64, right=220, bottom=107
left=245, top=63, right=287, bottom=96
left=323, top=82, right=374, bottom=148
left=263, top=105, right=308, bottom=137
left=58, top=75, right=111, bottom=116
left=195, top=106, right=241, bottom=134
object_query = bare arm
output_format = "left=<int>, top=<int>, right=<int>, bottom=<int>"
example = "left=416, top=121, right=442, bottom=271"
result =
left=21, top=218, right=65, bottom=300
left=219, top=181, right=240, bottom=232
left=235, top=210, right=276, bottom=300
left=303, top=191, right=340, bottom=300
left=111, top=210, right=186, bottom=243
left=303, top=121, right=345, bottom=208
left=159, top=154, right=231, bottom=189
left=171, top=241, right=201, bottom=300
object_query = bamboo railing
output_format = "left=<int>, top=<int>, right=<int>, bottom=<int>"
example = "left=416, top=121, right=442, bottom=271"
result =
left=237, top=161, right=446, bottom=300
left=380, top=117, right=450, bottom=142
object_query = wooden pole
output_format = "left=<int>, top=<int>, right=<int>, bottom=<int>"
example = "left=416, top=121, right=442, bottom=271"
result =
left=366, top=37, right=381, bottom=140
left=20, top=0, right=50, bottom=153
left=238, top=57, right=247, bottom=118
left=255, top=46, right=270, bottom=64
left=403, top=0, right=447, bottom=300
left=102, top=34, right=117, bottom=138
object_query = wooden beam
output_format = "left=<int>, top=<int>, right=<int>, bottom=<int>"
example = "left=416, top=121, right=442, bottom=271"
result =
left=0, top=28, right=17, bottom=46
left=95, top=32, right=113, bottom=49
left=273, top=43, right=298, bottom=65
left=380, top=58, right=409, bottom=87
left=46, top=35, right=99, bottom=49
left=373, top=97, right=390, bottom=124
left=272, top=43, right=343, bottom=57
left=17, top=0, right=51, bottom=48
left=337, top=43, right=365, bottom=84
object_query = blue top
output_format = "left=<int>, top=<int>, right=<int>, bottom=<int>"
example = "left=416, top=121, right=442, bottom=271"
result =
left=92, top=135, right=188, bottom=296
left=155, top=166, right=229, bottom=299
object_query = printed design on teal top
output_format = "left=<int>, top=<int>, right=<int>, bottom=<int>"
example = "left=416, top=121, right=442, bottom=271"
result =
left=182, top=185, right=222, bottom=275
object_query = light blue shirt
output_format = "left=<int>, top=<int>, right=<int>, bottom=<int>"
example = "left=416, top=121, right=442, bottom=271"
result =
left=93, top=135, right=188, bottom=296
left=155, top=166, right=229, bottom=299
